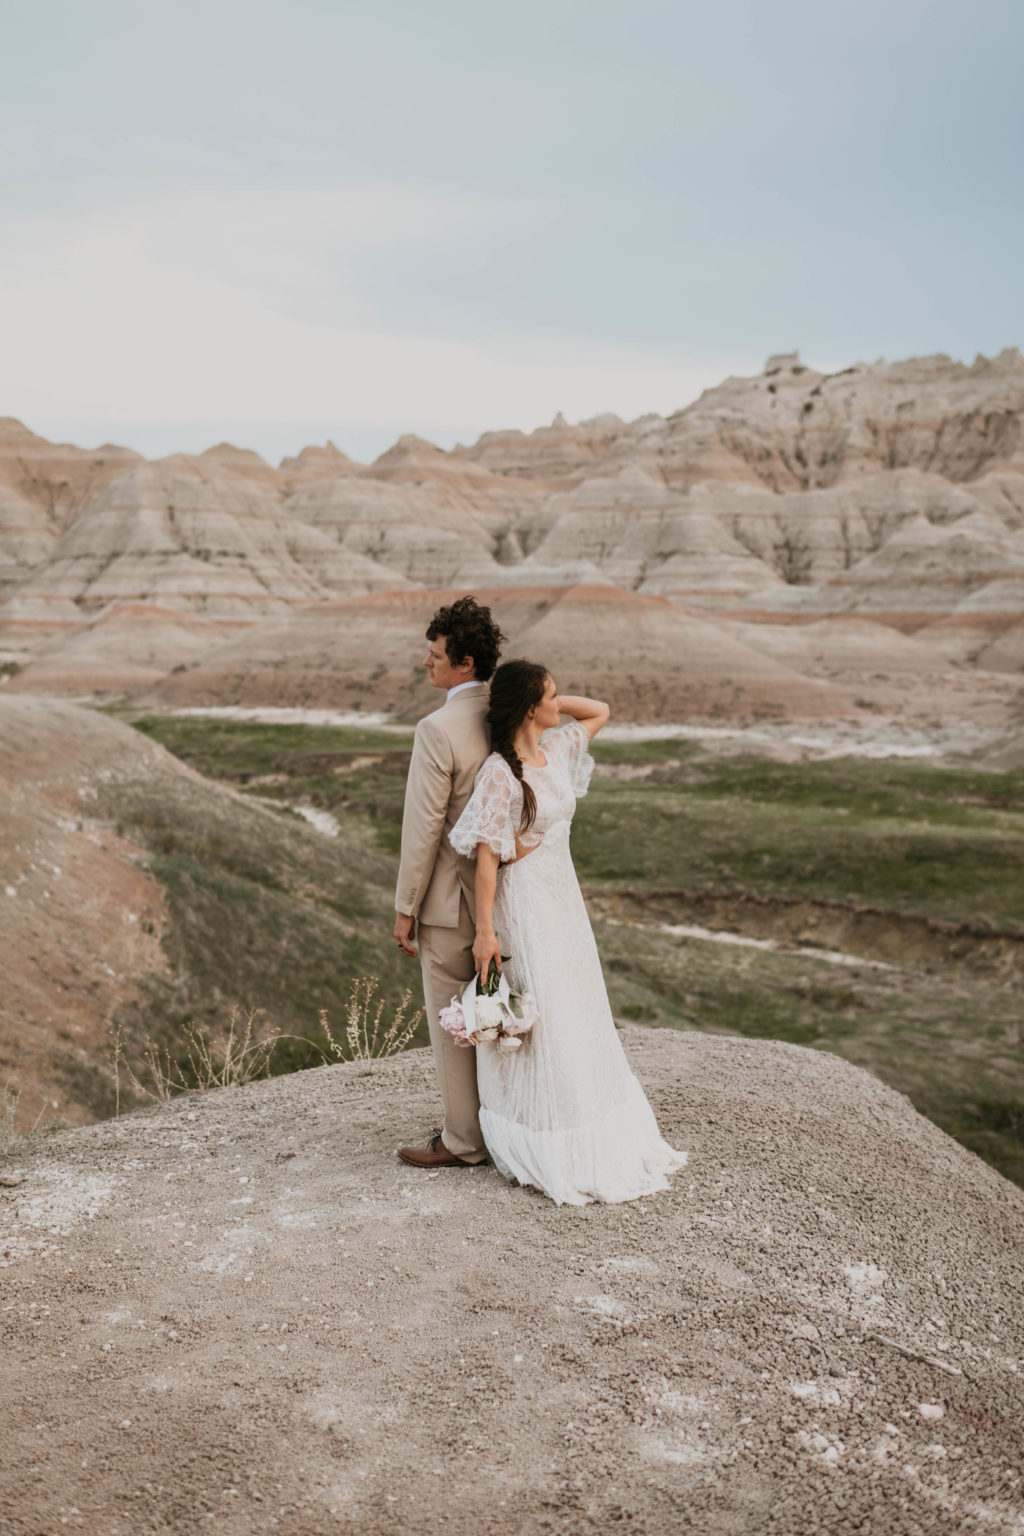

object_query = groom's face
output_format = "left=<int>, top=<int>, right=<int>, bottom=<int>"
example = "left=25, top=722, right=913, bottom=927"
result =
left=424, top=636, right=475, bottom=690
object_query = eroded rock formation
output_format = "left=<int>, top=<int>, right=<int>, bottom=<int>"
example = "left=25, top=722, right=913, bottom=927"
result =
left=3, top=348, right=1023, bottom=703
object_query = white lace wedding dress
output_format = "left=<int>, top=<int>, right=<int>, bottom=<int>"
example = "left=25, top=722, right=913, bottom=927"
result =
left=449, top=720, right=686, bottom=1206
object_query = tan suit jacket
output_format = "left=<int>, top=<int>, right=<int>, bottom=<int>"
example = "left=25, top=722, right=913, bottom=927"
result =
left=395, top=686, right=490, bottom=928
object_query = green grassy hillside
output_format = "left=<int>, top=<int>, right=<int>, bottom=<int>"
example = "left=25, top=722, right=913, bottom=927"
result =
left=119, top=713, right=1024, bottom=1185
left=99, top=732, right=425, bottom=1088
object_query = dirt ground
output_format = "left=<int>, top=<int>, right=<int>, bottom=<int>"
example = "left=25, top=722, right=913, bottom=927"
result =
left=2, top=1030, right=1022, bottom=1536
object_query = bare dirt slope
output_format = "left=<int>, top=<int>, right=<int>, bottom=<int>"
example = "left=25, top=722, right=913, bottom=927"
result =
left=0, top=696, right=178, bottom=1126
left=2, top=1031, right=1022, bottom=1536
left=146, top=584, right=851, bottom=723
left=4, top=604, right=246, bottom=695
left=0, top=694, right=405, bottom=1131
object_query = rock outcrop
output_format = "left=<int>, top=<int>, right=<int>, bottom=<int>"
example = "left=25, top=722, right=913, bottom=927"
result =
left=0, top=457, right=404, bottom=623
left=660, top=350, right=1024, bottom=493
left=454, top=349, right=1024, bottom=494
left=278, top=440, right=362, bottom=482
left=0, top=418, right=142, bottom=598
left=0, top=484, right=54, bottom=601
left=4, top=348, right=1024, bottom=701
left=284, top=478, right=496, bottom=589
left=2, top=1030, right=1022, bottom=1535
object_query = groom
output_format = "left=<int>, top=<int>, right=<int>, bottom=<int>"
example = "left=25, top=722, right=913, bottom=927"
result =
left=393, top=595, right=505, bottom=1169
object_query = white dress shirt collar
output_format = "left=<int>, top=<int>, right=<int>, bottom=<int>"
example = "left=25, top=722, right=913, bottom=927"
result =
left=446, top=679, right=484, bottom=702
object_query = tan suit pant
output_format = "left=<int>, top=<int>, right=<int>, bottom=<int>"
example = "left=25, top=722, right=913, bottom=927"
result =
left=417, top=894, right=487, bottom=1162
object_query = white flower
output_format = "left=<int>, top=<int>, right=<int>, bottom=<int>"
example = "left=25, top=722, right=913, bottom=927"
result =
left=497, top=1034, right=523, bottom=1055
left=474, top=996, right=504, bottom=1030
left=472, top=1025, right=500, bottom=1043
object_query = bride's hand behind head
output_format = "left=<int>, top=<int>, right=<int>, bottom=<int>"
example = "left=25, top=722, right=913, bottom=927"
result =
left=550, top=689, right=611, bottom=740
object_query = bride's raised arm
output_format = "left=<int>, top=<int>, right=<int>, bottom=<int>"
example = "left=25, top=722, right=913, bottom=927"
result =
left=554, top=693, right=610, bottom=742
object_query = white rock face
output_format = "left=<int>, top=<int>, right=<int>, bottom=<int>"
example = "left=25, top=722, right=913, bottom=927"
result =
left=1, top=457, right=407, bottom=621
left=955, top=576, right=1024, bottom=613
left=503, top=467, right=786, bottom=607
left=818, top=511, right=1024, bottom=616
left=284, top=476, right=500, bottom=588
left=454, top=349, right=1024, bottom=494
left=655, top=348, right=1024, bottom=494
left=454, top=410, right=648, bottom=485
left=0, top=416, right=143, bottom=597
left=969, top=470, right=1024, bottom=528
left=0, top=485, right=55, bottom=599
left=4, top=347, right=1024, bottom=694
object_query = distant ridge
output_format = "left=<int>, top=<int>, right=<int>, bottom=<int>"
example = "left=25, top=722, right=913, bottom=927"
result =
left=1, top=350, right=1022, bottom=716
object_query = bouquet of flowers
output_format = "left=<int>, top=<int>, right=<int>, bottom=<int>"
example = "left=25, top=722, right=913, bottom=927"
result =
left=439, top=957, right=539, bottom=1055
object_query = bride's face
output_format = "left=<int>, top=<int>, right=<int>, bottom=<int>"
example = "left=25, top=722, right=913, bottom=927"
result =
left=531, top=674, right=561, bottom=731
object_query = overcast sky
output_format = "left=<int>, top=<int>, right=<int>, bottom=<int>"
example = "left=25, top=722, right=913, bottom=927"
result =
left=2, top=0, right=1022, bottom=464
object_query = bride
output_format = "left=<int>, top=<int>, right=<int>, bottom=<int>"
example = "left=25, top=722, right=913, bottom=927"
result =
left=449, top=659, right=686, bottom=1205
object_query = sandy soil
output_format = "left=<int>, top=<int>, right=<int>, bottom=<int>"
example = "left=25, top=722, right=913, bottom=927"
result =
left=2, top=1030, right=1022, bottom=1536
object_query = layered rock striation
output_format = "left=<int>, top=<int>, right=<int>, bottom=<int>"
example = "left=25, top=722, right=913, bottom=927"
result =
left=3, top=348, right=1024, bottom=704
left=148, top=584, right=849, bottom=721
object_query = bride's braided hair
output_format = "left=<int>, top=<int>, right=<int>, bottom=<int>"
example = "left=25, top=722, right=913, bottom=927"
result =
left=486, top=659, right=550, bottom=835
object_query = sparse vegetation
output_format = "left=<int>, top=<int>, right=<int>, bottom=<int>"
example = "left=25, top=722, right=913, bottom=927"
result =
left=593, top=916, right=1024, bottom=1187
left=125, top=716, right=1024, bottom=929
left=1, top=1083, right=66, bottom=1155
left=123, top=713, right=412, bottom=781
left=123, top=713, right=413, bottom=855
left=110, top=1008, right=283, bottom=1108
left=110, top=982, right=425, bottom=1109
left=99, top=714, right=1024, bottom=1185
left=97, top=760, right=424, bottom=1073
left=576, top=745, right=1024, bottom=930
left=319, top=977, right=423, bottom=1069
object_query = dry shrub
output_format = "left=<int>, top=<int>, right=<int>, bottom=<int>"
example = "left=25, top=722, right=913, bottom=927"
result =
left=1, top=1085, right=22, bottom=1156
left=110, top=979, right=423, bottom=1112
left=319, top=977, right=423, bottom=1068
left=110, top=1007, right=281, bottom=1112
left=1, top=1082, right=65, bottom=1155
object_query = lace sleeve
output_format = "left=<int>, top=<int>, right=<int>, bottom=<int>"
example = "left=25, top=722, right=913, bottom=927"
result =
left=544, top=719, right=595, bottom=798
left=449, top=756, right=521, bottom=862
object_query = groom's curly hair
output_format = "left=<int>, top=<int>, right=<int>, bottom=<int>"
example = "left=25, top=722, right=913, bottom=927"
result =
left=426, top=595, right=506, bottom=682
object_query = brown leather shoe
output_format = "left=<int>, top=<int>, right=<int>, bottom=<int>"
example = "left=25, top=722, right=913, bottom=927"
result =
left=397, top=1131, right=480, bottom=1169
